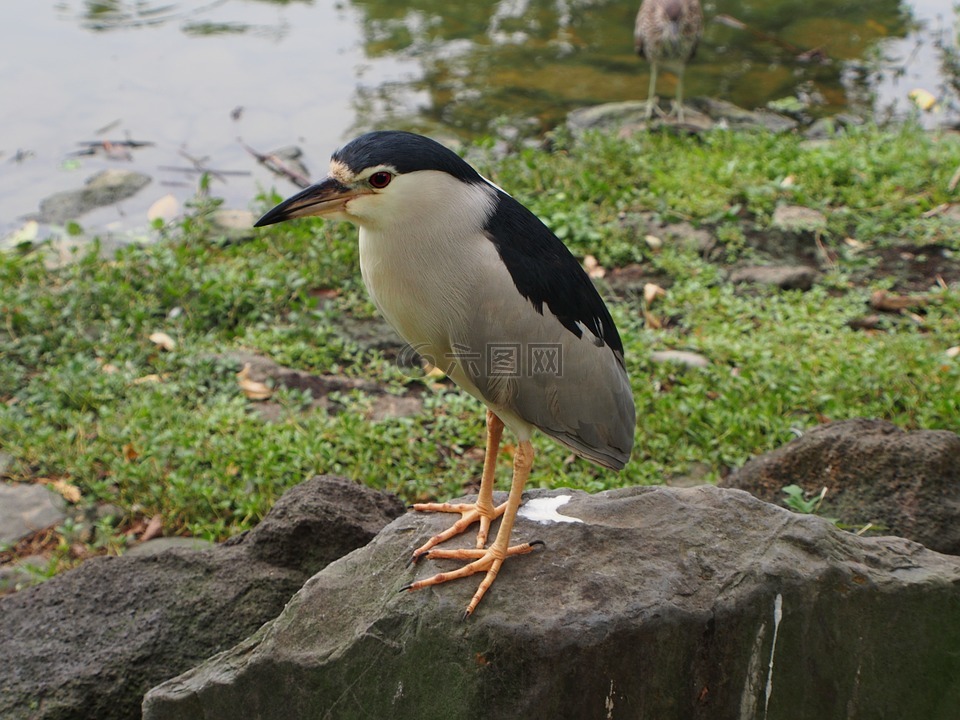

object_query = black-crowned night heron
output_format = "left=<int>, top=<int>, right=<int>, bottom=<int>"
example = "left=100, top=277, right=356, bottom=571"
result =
left=256, top=131, right=635, bottom=617
left=634, top=0, right=703, bottom=122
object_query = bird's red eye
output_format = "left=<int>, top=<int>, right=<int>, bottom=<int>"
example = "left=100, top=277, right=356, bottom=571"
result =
left=369, top=171, right=392, bottom=189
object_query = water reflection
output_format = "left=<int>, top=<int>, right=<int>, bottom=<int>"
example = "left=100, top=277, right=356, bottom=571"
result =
left=1, top=0, right=955, bottom=239
left=346, top=0, right=924, bottom=135
left=50, top=0, right=957, bottom=134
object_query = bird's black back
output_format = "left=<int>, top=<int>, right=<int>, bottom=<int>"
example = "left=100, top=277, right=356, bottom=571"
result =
left=484, top=190, right=625, bottom=361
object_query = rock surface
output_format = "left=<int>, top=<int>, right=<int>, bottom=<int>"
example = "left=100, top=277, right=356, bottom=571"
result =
left=219, top=350, right=425, bottom=422
left=143, top=485, right=960, bottom=720
left=565, top=98, right=798, bottom=137
left=722, top=418, right=960, bottom=555
left=0, top=476, right=404, bottom=720
left=37, top=169, right=151, bottom=224
left=0, top=482, right=67, bottom=545
left=728, top=265, right=819, bottom=291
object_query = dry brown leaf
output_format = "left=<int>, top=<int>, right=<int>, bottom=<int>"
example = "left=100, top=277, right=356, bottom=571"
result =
left=643, top=282, right=667, bottom=305
left=424, top=364, right=447, bottom=380
left=123, top=443, right=139, bottom=462
left=643, top=308, right=663, bottom=329
left=50, top=478, right=82, bottom=504
left=133, top=373, right=163, bottom=384
left=869, top=290, right=930, bottom=312
left=236, top=363, right=273, bottom=400
left=148, top=331, right=176, bottom=351
left=310, top=287, right=341, bottom=300
left=141, top=514, right=164, bottom=542
left=583, top=254, right=606, bottom=279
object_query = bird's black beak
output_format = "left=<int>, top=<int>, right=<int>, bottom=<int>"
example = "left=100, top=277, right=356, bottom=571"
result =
left=254, top=177, right=367, bottom=227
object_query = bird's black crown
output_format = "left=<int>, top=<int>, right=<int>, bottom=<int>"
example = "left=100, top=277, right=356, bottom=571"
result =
left=333, top=131, right=483, bottom=184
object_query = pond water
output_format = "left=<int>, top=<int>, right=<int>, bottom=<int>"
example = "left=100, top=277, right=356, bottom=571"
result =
left=1, top=0, right=957, bottom=238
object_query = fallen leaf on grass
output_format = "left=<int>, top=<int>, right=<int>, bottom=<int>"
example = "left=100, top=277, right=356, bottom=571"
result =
left=642, top=282, right=668, bottom=329
left=310, top=287, right=341, bottom=300
left=237, top=363, right=273, bottom=400
left=869, top=290, right=929, bottom=313
left=133, top=374, right=164, bottom=384
left=643, top=283, right=667, bottom=305
left=42, top=478, right=82, bottom=504
left=423, top=364, right=447, bottom=380
left=141, top=514, right=164, bottom=542
left=148, top=331, right=176, bottom=351
left=583, top=254, right=606, bottom=279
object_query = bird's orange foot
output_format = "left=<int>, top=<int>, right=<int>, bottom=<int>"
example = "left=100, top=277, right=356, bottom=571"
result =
left=401, top=540, right=544, bottom=619
left=408, top=499, right=507, bottom=563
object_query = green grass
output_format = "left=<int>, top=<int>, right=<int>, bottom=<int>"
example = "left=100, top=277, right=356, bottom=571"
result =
left=1, top=123, right=959, bottom=563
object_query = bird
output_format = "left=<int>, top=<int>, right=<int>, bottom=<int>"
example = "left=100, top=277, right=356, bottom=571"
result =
left=634, top=0, right=703, bottom=122
left=255, top=131, right=635, bottom=617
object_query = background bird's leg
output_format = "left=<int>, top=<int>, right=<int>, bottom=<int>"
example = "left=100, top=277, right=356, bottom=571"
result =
left=408, top=411, right=507, bottom=562
left=674, top=65, right=686, bottom=121
left=403, top=441, right=539, bottom=618
left=645, top=61, right=659, bottom=119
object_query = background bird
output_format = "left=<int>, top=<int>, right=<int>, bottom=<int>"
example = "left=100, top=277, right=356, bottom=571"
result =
left=255, top=131, right=635, bottom=617
left=635, top=0, right=703, bottom=122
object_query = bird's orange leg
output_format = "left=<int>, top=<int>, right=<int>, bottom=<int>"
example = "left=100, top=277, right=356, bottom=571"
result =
left=409, top=410, right=506, bottom=561
left=403, top=439, right=541, bottom=618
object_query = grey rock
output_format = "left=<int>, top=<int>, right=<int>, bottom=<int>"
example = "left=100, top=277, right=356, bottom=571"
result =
left=124, top=536, right=216, bottom=557
left=803, top=117, right=838, bottom=140
left=144, top=485, right=960, bottom=720
left=0, top=554, right=48, bottom=594
left=0, top=482, right=67, bottom=545
left=0, top=450, right=13, bottom=475
left=566, top=98, right=797, bottom=138
left=687, top=97, right=799, bottom=133
left=771, top=205, right=828, bottom=233
left=219, top=350, right=424, bottom=422
left=723, top=418, right=960, bottom=555
left=728, top=265, right=819, bottom=291
left=209, top=209, right=257, bottom=244
left=335, top=313, right=409, bottom=358
left=650, top=349, right=710, bottom=368
left=0, top=476, right=404, bottom=720
left=618, top=212, right=714, bottom=255
left=38, top=169, right=151, bottom=224
left=566, top=100, right=655, bottom=135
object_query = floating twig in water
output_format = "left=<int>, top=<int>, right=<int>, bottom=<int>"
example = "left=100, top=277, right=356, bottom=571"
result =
left=239, top=141, right=311, bottom=188
left=714, top=14, right=830, bottom=64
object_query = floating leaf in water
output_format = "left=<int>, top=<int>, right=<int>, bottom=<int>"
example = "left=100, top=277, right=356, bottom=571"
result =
left=908, top=88, right=937, bottom=112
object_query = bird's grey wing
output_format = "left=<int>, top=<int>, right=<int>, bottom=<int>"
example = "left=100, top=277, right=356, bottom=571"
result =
left=452, top=190, right=636, bottom=470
